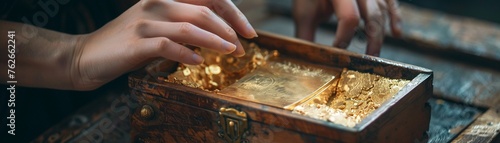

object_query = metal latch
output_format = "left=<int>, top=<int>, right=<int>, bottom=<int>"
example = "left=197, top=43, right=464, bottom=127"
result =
left=218, top=107, right=249, bottom=143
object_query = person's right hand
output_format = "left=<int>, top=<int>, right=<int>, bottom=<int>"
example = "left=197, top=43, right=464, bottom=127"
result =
left=72, top=0, right=257, bottom=90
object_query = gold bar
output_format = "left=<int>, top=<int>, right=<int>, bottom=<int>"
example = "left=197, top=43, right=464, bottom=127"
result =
left=218, top=58, right=341, bottom=109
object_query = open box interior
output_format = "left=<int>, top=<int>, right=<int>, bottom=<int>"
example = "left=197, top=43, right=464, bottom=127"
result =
left=149, top=38, right=416, bottom=128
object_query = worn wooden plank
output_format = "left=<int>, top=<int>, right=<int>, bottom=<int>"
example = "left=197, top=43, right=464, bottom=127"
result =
left=32, top=93, right=134, bottom=143
left=382, top=43, right=500, bottom=109
left=452, top=106, right=500, bottom=143
left=426, top=98, right=484, bottom=143
left=399, top=3, right=500, bottom=65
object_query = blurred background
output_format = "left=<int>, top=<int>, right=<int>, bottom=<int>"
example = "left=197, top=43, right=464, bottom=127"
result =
left=243, top=1, right=500, bottom=142
left=1, top=0, right=499, bottom=142
left=242, top=1, right=500, bottom=142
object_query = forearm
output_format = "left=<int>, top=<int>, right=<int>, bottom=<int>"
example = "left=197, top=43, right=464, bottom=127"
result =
left=0, top=20, right=82, bottom=90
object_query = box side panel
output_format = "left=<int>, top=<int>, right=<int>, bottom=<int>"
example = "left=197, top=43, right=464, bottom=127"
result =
left=128, top=76, right=360, bottom=141
left=131, top=90, right=223, bottom=143
left=128, top=71, right=433, bottom=142
left=130, top=91, right=348, bottom=143
left=359, top=74, right=433, bottom=142
left=363, top=96, right=431, bottom=142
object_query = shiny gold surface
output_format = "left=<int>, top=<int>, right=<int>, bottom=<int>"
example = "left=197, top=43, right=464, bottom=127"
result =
left=218, top=59, right=341, bottom=109
left=293, top=69, right=410, bottom=127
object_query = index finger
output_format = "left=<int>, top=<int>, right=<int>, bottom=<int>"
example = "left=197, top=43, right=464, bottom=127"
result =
left=387, top=0, right=402, bottom=37
left=331, top=0, right=361, bottom=49
left=176, top=0, right=258, bottom=39
left=358, top=0, right=385, bottom=56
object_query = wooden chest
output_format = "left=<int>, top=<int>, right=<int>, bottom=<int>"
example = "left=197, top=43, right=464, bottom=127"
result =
left=129, top=31, right=433, bottom=143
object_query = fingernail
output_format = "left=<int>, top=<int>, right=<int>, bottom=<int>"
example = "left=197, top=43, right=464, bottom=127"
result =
left=235, top=50, right=245, bottom=57
left=234, top=40, right=246, bottom=57
left=394, top=23, right=403, bottom=37
left=235, top=52, right=245, bottom=57
left=246, top=23, right=258, bottom=38
left=335, top=42, right=349, bottom=49
left=222, top=40, right=237, bottom=53
left=192, top=53, right=204, bottom=64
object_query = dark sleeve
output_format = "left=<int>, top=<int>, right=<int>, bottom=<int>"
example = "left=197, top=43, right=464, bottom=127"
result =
left=1, top=0, right=134, bottom=34
left=0, top=0, right=17, bottom=19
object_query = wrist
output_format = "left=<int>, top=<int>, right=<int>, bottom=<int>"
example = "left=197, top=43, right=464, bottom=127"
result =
left=68, top=34, right=92, bottom=91
left=37, top=33, right=87, bottom=90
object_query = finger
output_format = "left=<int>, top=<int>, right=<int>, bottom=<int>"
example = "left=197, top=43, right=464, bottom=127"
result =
left=331, top=0, right=361, bottom=49
left=138, top=21, right=237, bottom=54
left=173, top=0, right=257, bottom=39
left=386, top=0, right=402, bottom=37
left=164, top=2, right=245, bottom=57
left=213, top=0, right=258, bottom=38
left=293, top=0, right=319, bottom=41
left=358, top=0, right=385, bottom=56
left=182, top=0, right=258, bottom=38
left=134, top=37, right=204, bottom=65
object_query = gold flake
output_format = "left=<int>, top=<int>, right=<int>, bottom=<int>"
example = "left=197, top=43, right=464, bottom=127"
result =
left=272, top=50, right=279, bottom=57
left=208, top=65, right=221, bottom=74
left=183, top=68, right=191, bottom=76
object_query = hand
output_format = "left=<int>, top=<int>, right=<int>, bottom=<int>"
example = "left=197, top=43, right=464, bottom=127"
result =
left=73, top=0, right=257, bottom=90
left=293, top=0, right=402, bottom=56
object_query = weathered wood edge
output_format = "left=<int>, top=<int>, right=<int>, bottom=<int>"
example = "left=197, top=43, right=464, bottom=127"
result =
left=251, top=30, right=433, bottom=77
left=452, top=107, right=500, bottom=143
left=397, top=3, right=500, bottom=66
left=357, top=73, right=432, bottom=129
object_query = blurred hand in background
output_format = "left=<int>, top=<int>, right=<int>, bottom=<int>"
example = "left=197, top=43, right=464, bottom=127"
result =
left=293, top=0, right=402, bottom=56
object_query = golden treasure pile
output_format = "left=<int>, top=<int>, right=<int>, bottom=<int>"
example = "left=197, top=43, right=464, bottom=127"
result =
left=161, top=41, right=410, bottom=128
left=292, top=69, right=410, bottom=127
left=165, top=41, right=277, bottom=91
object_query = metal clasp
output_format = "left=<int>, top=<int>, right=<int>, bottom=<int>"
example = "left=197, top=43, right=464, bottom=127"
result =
left=218, top=107, right=248, bottom=143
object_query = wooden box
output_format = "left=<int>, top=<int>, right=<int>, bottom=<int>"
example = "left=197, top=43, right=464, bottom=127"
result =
left=129, top=31, right=433, bottom=143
